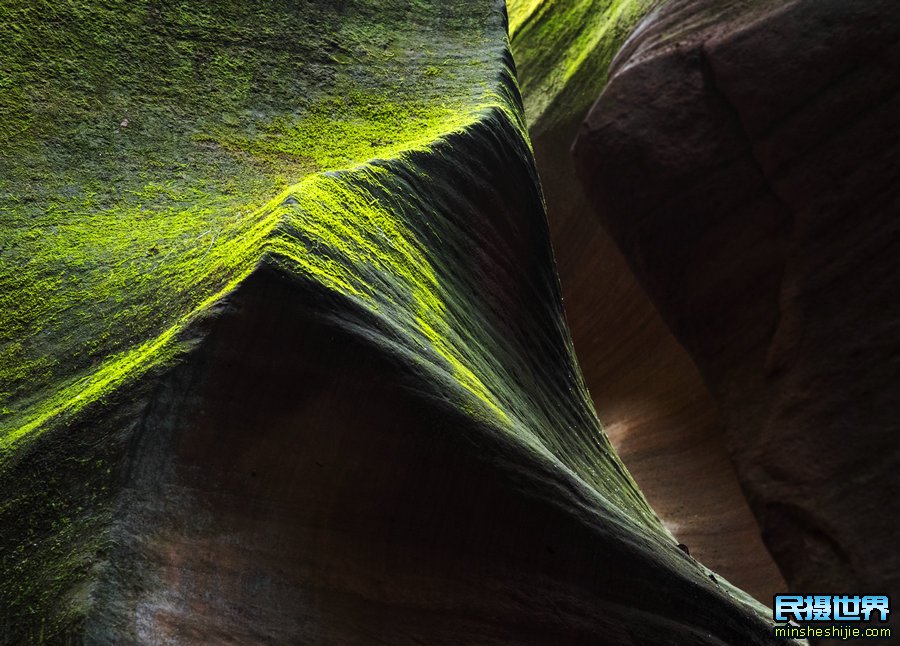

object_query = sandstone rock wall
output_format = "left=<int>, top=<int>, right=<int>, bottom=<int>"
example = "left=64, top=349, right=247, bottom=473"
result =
left=574, top=0, right=900, bottom=630
left=509, top=0, right=787, bottom=602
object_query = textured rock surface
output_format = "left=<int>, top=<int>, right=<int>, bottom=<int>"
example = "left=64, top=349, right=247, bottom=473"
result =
left=508, top=0, right=786, bottom=602
left=574, top=0, right=900, bottom=626
left=0, top=0, right=791, bottom=643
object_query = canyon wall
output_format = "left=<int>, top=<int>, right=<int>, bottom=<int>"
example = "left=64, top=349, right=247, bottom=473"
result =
left=509, top=0, right=786, bottom=602
left=0, top=0, right=790, bottom=643
left=574, top=0, right=900, bottom=634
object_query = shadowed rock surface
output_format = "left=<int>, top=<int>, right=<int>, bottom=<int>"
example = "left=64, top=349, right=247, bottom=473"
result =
left=0, top=0, right=793, bottom=644
left=508, top=0, right=786, bottom=602
left=574, top=0, right=900, bottom=638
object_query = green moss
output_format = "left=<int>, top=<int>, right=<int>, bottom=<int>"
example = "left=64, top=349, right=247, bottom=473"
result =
left=208, top=92, right=472, bottom=174
left=268, top=168, right=512, bottom=425
left=0, top=0, right=512, bottom=637
left=0, top=0, right=502, bottom=455
left=507, top=0, right=658, bottom=132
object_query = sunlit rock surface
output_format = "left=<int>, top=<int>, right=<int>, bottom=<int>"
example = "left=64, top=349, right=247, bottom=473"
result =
left=508, top=0, right=786, bottom=602
left=1, top=0, right=795, bottom=643
left=574, top=0, right=900, bottom=638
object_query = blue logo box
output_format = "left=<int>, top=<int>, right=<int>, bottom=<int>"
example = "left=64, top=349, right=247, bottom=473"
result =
left=774, top=595, right=890, bottom=622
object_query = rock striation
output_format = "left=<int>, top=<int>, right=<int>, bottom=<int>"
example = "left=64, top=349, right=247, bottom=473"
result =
left=574, top=0, right=900, bottom=632
left=508, top=0, right=786, bottom=602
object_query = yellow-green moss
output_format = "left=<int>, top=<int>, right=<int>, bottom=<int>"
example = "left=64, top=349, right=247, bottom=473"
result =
left=0, top=0, right=502, bottom=455
left=269, top=168, right=511, bottom=425
left=507, top=0, right=658, bottom=132
left=0, top=1, right=512, bottom=634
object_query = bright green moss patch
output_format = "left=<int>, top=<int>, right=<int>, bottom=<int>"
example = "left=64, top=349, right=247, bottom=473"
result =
left=507, top=0, right=658, bottom=132
left=0, top=0, right=512, bottom=637
left=0, top=0, right=502, bottom=454
left=208, top=92, right=471, bottom=173
left=268, top=168, right=512, bottom=426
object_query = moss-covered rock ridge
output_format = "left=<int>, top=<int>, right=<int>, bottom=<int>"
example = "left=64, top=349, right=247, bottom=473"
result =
left=2, top=0, right=790, bottom=643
